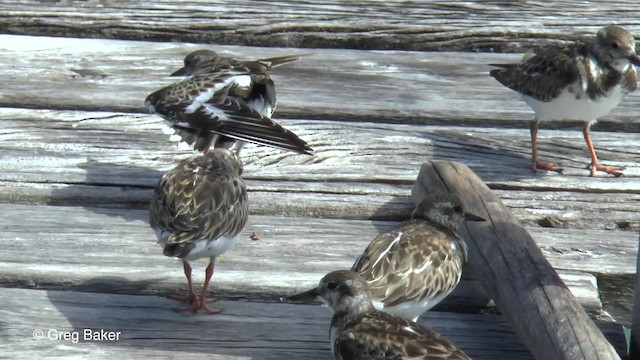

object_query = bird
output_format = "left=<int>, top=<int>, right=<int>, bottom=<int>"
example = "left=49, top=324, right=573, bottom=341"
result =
left=490, top=25, right=640, bottom=177
left=288, top=270, right=472, bottom=360
left=351, top=192, right=485, bottom=322
left=145, top=49, right=313, bottom=155
left=149, top=138, right=248, bottom=314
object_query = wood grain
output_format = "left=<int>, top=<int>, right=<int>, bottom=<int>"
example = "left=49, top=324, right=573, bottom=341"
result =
left=413, top=160, right=622, bottom=360
left=2, top=107, right=639, bottom=231
left=2, top=35, right=640, bottom=130
left=0, top=287, right=628, bottom=360
left=632, top=230, right=640, bottom=358
left=0, top=3, right=637, bottom=357
left=1, top=1, right=640, bottom=52
left=0, top=202, right=628, bottom=317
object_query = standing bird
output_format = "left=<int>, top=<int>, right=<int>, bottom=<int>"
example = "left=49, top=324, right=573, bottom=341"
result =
left=351, top=192, right=484, bottom=322
left=288, top=270, right=472, bottom=360
left=145, top=49, right=313, bottom=155
left=490, top=25, right=640, bottom=177
left=149, top=139, right=248, bottom=314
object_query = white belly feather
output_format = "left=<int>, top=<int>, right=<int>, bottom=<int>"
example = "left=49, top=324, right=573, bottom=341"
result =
left=155, top=229, right=237, bottom=261
left=523, top=84, right=626, bottom=122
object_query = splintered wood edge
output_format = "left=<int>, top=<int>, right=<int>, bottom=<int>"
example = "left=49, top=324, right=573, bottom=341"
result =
left=411, top=160, right=621, bottom=360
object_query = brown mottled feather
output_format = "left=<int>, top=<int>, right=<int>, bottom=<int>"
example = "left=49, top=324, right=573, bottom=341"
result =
left=490, top=43, right=586, bottom=102
left=149, top=148, right=248, bottom=257
left=145, top=50, right=313, bottom=155
left=290, top=270, right=471, bottom=360
left=350, top=193, right=483, bottom=321
left=335, top=312, right=471, bottom=360
left=352, top=220, right=465, bottom=308
left=490, top=26, right=639, bottom=102
left=171, top=49, right=310, bottom=76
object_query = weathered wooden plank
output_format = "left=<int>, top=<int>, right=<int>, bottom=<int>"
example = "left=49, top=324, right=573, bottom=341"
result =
left=2, top=35, right=640, bottom=129
left=1, top=108, right=639, bottom=188
left=0, top=288, right=628, bottom=360
left=631, top=230, right=640, bottom=358
left=0, top=288, right=532, bottom=359
left=412, top=160, right=621, bottom=360
left=1, top=108, right=639, bottom=230
left=0, top=202, right=630, bottom=316
left=1, top=1, right=640, bottom=52
left=3, top=178, right=640, bottom=233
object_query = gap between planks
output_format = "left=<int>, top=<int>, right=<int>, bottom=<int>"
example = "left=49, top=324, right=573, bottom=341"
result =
left=0, top=202, right=627, bottom=318
left=1, top=34, right=640, bottom=130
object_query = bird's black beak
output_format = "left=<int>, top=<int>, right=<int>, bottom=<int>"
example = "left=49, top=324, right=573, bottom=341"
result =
left=170, top=67, right=187, bottom=77
left=627, top=53, right=640, bottom=67
left=286, top=287, right=320, bottom=302
left=464, top=211, right=486, bottom=222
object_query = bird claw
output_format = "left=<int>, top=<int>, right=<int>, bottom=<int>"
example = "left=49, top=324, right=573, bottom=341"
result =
left=167, top=293, right=217, bottom=305
left=533, top=161, right=564, bottom=174
left=586, top=163, right=625, bottom=177
left=174, top=302, right=222, bottom=314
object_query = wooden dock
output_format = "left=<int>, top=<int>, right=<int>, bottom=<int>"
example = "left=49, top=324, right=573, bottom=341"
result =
left=1, top=1, right=639, bottom=359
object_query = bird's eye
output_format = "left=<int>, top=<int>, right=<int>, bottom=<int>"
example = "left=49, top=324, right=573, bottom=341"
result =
left=453, top=205, right=463, bottom=213
left=327, top=281, right=338, bottom=290
left=611, top=41, right=619, bottom=49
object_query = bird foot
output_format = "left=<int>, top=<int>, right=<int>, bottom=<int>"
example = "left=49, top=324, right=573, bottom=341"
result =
left=174, top=302, right=222, bottom=315
left=586, top=163, right=625, bottom=177
left=533, top=161, right=564, bottom=174
left=167, top=293, right=217, bottom=305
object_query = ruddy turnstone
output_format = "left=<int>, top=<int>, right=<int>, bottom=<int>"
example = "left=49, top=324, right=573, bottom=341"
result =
left=145, top=49, right=313, bottom=155
left=149, top=139, right=248, bottom=314
left=490, top=25, right=640, bottom=177
left=351, top=192, right=484, bottom=322
left=288, top=270, right=471, bottom=360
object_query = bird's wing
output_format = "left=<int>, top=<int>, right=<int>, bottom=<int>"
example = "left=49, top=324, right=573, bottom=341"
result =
left=352, top=220, right=465, bottom=307
left=149, top=152, right=248, bottom=257
left=147, top=71, right=312, bottom=155
left=489, top=43, right=586, bottom=101
left=335, top=314, right=470, bottom=360
left=185, top=97, right=312, bottom=154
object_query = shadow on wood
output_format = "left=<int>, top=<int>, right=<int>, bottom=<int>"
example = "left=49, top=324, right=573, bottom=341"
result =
left=1, top=287, right=551, bottom=360
left=411, top=160, right=623, bottom=360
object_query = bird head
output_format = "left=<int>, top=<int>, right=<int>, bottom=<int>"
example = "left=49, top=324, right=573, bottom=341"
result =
left=287, top=270, right=374, bottom=315
left=594, top=26, right=640, bottom=70
left=171, top=49, right=220, bottom=76
left=411, top=192, right=485, bottom=229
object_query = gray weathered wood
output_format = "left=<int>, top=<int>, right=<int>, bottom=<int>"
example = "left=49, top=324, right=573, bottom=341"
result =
left=3, top=177, right=640, bottom=234
left=2, top=35, right=640, bottom=129
left=1, top=1, right=640, bottom=52
left=412, top=160, right=621, bottom=360
left=2, top=107, right=639, bottom=231
left=0, top=287, right=628, bottom=360
left=0, top=203, right=611, bottom=313
left=631, top=230, right=640, bottom=358
left=0, top=288, right=608, bottom=360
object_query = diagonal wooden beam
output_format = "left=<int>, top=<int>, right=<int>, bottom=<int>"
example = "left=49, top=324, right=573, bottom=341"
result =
left=412, top=160, right=621, bottom=360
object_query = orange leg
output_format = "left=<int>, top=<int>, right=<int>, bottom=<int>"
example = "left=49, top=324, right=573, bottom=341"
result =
left=530, top=121, right=563, bottom=173
left=174, top=259, right=221, bottom=314
left=582, top=122, right=624, bottom=177
left=198, top=259, right=222, bottom=314
left=169, top=261, right=217, bottom=312
left=167, top=261, right=197, bottom=304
